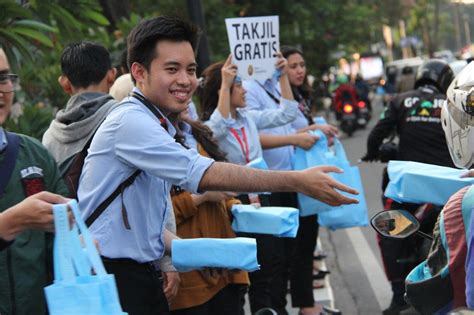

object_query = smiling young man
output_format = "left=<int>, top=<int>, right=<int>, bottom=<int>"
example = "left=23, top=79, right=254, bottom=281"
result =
left=77, top=16, right=359, bottom=315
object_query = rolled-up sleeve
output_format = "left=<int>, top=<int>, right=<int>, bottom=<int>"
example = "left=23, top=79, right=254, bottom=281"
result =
left=114, top=109, right=214, bottom=193
left=205, top=110, right=235, bottom=139
left=247, top=98, right=298, bottom=130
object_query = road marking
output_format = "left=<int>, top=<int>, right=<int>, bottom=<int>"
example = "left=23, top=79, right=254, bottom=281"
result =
left=345, top=227, right=391, bottom=309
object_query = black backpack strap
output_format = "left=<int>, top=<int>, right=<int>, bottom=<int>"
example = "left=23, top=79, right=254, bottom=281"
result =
left=0, top=132, right=21, bottom=197
left=85, top=93, right=169, bottom=228
left=63, top=133, right=96, bottom=198
left=85, top=169, right=141, bottom=227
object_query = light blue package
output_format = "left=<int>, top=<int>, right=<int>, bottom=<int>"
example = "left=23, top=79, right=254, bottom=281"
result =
left=384, top=161, right=474, bottom=205
left=231, top=204, right=299, bottom=237
left=171, top=237, right=259, bottom=272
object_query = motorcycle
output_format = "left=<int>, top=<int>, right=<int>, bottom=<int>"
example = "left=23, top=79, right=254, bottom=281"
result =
left=370, top=210, right=474, bottom=315
left=356, top=99, right=371, bottom=128
left=339, top=101, right=358, bottom=137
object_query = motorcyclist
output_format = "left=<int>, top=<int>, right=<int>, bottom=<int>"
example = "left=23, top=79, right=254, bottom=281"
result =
left=362, top=59, right=455, bottom=315
left=441, top=60, right=474, bottom=309
left=332, top=74, right=358, bottom=120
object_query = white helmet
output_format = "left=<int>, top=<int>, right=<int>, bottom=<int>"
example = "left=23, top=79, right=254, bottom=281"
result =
left=441, top=61, right=474, bottom=168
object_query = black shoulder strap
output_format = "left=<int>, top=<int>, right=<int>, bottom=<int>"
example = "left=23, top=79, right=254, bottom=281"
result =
left=85, top=92, right=168, bottom=227
left=85, top=169, right=141, bottom=227
left=131, top=92, right=168, bottom=131
left=256, top=81, right=280, bottom=105
left=0, top=132, right=20, bottom=197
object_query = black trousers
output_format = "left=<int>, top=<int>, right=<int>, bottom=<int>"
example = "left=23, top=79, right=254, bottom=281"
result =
left=236, top=194, right=275, bottom=314
left=103, top=257, right=170, bottom=315
left=268, top=192, right=318, bottom=314
left=171, top=284, right=245, bottom=315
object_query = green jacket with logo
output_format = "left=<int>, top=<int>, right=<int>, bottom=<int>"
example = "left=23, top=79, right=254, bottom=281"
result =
left=0, top=133, right=68, bottom=315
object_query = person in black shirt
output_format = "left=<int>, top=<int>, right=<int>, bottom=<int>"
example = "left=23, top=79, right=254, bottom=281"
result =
left=362, top=59, right=455, bottom=315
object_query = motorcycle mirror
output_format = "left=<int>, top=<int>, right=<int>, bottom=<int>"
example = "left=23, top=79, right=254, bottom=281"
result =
left=371, top=210, right=420, bottom=239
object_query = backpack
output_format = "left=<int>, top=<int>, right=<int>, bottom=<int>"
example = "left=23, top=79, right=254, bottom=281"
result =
left=405, top=185, right=474, bottom=314
left=61, top=129, right=140, bottom=228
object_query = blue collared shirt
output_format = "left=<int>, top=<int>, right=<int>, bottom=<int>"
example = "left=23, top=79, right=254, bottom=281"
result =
left=243, top=79, right=296, bottom=170
left=205, top=98, right=298, bottom=166
left=78, top=87, right=214, bottom=263
left=0, top=127, right=7, bottom=152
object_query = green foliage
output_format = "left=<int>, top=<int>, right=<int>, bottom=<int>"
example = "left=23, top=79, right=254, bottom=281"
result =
left=0, top=0, right=57, bottom=70
left=5, top=102, right=54, bottom=140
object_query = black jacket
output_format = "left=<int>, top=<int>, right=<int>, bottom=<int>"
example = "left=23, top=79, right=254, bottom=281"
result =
left=367, top=85, right=454, bottom=168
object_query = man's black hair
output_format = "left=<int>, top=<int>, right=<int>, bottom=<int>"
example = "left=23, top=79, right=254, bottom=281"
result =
left=60, top=42, right=112, bottom=88
left=127, top=16, right=200, bottom=83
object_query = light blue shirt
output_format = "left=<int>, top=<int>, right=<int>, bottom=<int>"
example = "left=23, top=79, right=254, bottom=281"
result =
left=205, top=98, right=298, bottom=166
left=0, top=127, right=7, bottom=151
left=78, top=87, right=214, bottom=263
left=291, top=108, right=311, bottom=131
left=243, top=79, right=295, bottom=170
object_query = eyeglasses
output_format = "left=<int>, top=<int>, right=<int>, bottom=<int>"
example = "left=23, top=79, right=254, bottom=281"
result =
left=0, top=73, right=19, bottom=93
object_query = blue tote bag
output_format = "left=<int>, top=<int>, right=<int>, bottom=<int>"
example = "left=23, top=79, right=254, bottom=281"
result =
left=44, top=200, right=126, bottom=315
left=294, top=131, right=348, bottom=215
left=317, top=164, right=369, bottom=230
left=294, top=130, right=332, bottom=215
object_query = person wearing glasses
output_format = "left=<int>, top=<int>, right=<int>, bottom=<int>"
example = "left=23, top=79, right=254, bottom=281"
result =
left=0, top=47, right=69, bottom=315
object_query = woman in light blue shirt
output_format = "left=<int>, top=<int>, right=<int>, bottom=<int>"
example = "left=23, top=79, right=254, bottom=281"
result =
left=197, top=53, right=314, bottom=315
left=200, top=54, right=316, bottom=167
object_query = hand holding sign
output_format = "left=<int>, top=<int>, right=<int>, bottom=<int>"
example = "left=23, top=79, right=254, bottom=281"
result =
left=225, top=16, right=279, bottom=81
left=274, top=51, right=288, bottom=76
left=221, top=54, right=238, bottom=90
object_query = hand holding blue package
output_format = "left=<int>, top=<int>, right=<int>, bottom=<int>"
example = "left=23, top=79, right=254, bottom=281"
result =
left=44, top=200, right=126, bottom=315
left=384, top=160, right=474, bottom=205
left=172, top=237, right=259, bottom=272
left=231, top=204, right=299, bottom=237
left=293, top=131, right=368, bottom=229
left=293, top=130, right=342, bottom=215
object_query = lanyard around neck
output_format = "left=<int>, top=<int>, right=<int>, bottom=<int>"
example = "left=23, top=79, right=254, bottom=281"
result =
left=257, top=81, right=281, bottom=105
left=131, top=92, right=168, bottom=131
left=229, top=127, right=250, bottom=164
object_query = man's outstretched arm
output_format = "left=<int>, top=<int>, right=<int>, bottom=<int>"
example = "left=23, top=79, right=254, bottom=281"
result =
left=198, top=163, right=359, bottom=207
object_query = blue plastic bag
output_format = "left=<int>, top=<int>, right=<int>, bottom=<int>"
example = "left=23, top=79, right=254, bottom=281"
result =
left=384, top=161, right=474, bottom=205
left=231, top=204, right=299, bottom=237
left=44, top=200, right=126, bottom=315
left=317, top=165, right=369, bottom=230
left=294, top=131, right=346, bottom=215
left=171, top=237, right=259, bottom=272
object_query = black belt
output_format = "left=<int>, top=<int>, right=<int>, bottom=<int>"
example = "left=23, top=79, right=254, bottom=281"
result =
left=101, top=256, right=158, bottom=271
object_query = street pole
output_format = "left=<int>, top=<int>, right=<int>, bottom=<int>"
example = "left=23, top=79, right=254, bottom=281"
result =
left=463, top=13, right=472, bottom=46
left=453, top=2, right=462, bottom=50
left=399, top=20, right=410, bottom=59
left=187, top=0, right=211, bottom=76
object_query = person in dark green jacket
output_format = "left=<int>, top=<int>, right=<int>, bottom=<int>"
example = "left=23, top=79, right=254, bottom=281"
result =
left=0, top=47, right=69, bottom=315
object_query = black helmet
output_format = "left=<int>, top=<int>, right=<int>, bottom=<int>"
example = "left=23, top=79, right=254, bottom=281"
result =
left=414, top=59, right=454, bottom=94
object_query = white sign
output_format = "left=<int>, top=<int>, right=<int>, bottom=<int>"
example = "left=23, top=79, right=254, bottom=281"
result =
left=225, top=16, right=279, bottom=81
